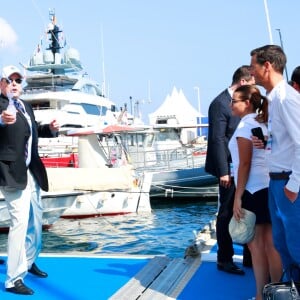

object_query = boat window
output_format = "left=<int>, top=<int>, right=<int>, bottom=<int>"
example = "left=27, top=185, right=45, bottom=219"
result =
left=144, top=134, right=155, bottom=147
left=81, top=103, right=101, bottom=116
left=156, top=129, right=180, bottom=142
left=66, top=111, right=80, bottom=115
left=80, top=85, right=97, bottom=95
left=24, top=76, right=77, bottom=92
left=99, top=106, right=108, bottom=116
left=31, top=101, right=50, bottom=110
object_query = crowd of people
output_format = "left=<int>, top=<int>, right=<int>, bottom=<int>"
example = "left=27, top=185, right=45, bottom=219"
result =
left=205, top=46, right=300, bottom=299
left=0, top=45, right=300, bottom=298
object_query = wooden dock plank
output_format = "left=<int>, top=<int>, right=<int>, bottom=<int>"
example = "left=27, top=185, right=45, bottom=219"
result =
left=109, top=256, right=171, bottom=300
left=139, top=256, right=202, bottom=300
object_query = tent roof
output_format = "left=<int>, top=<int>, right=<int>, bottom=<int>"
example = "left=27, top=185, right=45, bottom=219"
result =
left=148, top=86, right=200, bottom=125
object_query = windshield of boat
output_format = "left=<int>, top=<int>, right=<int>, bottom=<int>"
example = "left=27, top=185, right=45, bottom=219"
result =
left=156, top=128, right=180, bottom=142
left=144, top=128, right=180, bottom=147
left=63, top=103, right=105, bottom=116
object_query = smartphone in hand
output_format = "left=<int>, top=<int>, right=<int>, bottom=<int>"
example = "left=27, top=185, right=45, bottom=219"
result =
left=251, top=127, right=267, bottom=148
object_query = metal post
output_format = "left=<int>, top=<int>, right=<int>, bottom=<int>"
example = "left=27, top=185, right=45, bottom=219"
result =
left=194, top=86, right=202, bottom=136
left=129, top=96, right=133, bottom=116
left=276, top=28, right=289, bottom=80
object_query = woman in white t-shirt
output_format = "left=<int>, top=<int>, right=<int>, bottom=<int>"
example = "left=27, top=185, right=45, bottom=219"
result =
left=228, top=85, right=282, bottom=300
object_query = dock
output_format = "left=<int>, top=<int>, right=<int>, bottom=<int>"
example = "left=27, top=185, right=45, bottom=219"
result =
left=0, top=222, right=255, bottom=299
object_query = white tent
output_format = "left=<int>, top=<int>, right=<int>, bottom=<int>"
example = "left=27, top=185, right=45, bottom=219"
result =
left=148, top=87, right=204, bottom=143
left=148, top=86, right=200, bottom=125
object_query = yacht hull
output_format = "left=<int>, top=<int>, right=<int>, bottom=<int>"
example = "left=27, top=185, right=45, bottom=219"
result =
left=149, top=167, right=218, bottom=199
left=0, top=191, right=81, bottom=232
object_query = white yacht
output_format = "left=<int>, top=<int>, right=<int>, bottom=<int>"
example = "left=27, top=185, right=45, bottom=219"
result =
left=117, top=125, right=218, bottom=200
left=21, top=9, right=118, bottom=129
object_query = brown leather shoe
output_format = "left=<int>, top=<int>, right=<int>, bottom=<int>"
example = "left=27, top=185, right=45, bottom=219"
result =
left=217, top=261, right=245, bottom=275
left=6, top=279, right=34, bottom=295
left=28, top=263, right=48, bottom=278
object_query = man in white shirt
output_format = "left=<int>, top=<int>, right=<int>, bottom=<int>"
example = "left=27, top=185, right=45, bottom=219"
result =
left=250, top=45, right=300, bottom=280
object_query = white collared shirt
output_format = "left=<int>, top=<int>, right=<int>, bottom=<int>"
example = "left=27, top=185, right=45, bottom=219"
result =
left=229, top=113, right=269, bottom=193
left=267, top=80, right=300, bottom=192
left=15, top=99, right=32, bottom=167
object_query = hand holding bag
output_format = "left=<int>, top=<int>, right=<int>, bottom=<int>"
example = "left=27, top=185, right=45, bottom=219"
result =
left=263, top=264, right=300, bottom=300
left=229, top=209, right=256, bottom=244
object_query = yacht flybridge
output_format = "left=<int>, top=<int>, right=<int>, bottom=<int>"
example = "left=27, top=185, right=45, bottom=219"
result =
left=22, top=9, right=118, bottom=129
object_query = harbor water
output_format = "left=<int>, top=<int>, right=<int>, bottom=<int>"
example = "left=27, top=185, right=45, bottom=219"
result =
left=0, top=200, right=218, bottom=258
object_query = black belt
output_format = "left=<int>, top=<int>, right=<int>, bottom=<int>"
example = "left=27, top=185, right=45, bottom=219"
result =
left=269, top=172, right=292, bottom=180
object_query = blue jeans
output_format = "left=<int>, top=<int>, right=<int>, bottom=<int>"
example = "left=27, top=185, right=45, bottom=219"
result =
left=269, top=179, right=300, bottom=280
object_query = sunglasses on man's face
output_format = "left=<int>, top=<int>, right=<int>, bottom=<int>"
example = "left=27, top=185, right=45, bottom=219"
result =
left=3, top=78, right=23, bottom=84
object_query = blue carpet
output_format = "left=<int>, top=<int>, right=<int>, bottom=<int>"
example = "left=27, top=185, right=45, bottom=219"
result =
left=0, top=255, right=150, bottom=299
left=0, top=243, right=255, bottom=299
left=178, top=261, right=254, bottom=299
left=179, top=243, right=254, bottom=299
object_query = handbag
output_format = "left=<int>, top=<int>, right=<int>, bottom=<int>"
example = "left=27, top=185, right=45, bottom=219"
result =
left=229, top=209, right=256, bottom=244
left=263, top=280, right=300, bottom=300
left=263, top=264, right=300, bottom=300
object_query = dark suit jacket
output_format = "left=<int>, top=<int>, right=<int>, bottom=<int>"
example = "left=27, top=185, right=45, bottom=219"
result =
left=205, top=89, right=239, bottom=178
left=0, top=94, right=54, bottom=191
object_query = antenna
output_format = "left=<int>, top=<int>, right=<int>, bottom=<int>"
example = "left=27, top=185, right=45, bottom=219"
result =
left=263, top=0, right=273, bottom=44
left=101, top=25, right=106, bottom=97
left=47, top=9, right=62, bottom=55
left=49, top=8, right=55, bottom=21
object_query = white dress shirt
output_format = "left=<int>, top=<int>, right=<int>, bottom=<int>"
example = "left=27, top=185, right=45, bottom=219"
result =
left=267, top=80, right=300, bottom=193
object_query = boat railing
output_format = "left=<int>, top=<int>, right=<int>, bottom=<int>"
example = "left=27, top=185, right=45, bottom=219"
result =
left=24, top=85, right=73, bottom=94
left=127, top=145, right=206, bottom=172
left=38, top=133, right=207, bottom=174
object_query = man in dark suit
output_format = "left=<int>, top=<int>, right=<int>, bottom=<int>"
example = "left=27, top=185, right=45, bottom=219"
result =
left=205, top=65, right=254, bottom=275
left=0, top=65, right=59, bottom=295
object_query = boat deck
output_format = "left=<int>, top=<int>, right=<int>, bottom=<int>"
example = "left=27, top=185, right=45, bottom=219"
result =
left=0, top=243, right=255, bottom=299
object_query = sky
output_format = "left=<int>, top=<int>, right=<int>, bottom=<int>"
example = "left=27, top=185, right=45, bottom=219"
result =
left=1, top=0, right=299, bottom=124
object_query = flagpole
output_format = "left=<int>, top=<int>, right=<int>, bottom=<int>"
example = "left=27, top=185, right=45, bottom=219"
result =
left=263, top=0, right=273, bottom=44
left=194, top=86, right=202, bottom=136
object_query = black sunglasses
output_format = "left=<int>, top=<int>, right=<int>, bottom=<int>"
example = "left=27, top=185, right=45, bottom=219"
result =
left=230, top=99, right=245, bottom=104
left=5, top=78, right=23, bottom=84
